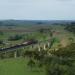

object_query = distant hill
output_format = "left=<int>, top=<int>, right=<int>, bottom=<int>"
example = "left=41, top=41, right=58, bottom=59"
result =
left=0, top=20, right=75, bottom=26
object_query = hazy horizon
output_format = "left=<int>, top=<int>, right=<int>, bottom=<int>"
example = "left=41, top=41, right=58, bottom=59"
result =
left=0, top=0, right=75, bottom=20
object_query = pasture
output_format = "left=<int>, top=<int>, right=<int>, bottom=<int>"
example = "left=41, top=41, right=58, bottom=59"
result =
left=0, top=58, right=45, bottom=75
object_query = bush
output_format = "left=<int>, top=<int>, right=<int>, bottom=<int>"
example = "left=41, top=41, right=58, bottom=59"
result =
left=8, top=35, right=23, bottom=41
left=0, top=40, right=3, bottom=44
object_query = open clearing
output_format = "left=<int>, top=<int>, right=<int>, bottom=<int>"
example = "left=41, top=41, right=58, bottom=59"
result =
left=0, top=58, right=45, bottom=75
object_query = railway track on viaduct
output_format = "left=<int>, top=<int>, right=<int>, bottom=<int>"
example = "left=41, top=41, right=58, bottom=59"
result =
left=0, top=40, right=38, bottom=52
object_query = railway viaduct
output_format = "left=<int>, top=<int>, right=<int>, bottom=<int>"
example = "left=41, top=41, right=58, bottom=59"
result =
left=0, top=40, right=51, bottom=58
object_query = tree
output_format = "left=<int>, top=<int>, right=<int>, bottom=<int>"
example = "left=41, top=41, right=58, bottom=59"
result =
left=8, top=34, right=23, bottom=41
left=27, top=59, right=35, bottom=71
left=0, top=31, right=4, bottom=35
left=68, top=37, right=74, bottom=44
left=45, top=56, right=75, bottom=75
left=0, top=40, right=4, bottom=44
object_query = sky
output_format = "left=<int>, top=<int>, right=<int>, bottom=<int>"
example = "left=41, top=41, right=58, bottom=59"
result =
left=0, top=0, right=75, bottom=20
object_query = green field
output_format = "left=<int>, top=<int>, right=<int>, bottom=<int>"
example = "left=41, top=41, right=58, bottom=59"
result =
left=0, top=58, right=45, bottom=75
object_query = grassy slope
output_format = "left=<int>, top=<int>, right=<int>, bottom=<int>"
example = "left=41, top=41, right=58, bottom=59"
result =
left=0, top=58, right=44, bottom=75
